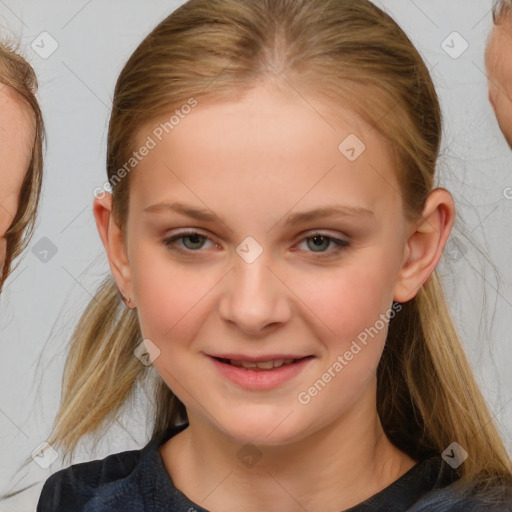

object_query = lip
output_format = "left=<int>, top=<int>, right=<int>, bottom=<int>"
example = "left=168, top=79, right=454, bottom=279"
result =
left=206, top=353, right=312, bottom=362
left=206, top=354, right=315, bottom=390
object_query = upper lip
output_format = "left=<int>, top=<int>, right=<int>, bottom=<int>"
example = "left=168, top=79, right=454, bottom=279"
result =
left=206, top=353, right=313, bottom=362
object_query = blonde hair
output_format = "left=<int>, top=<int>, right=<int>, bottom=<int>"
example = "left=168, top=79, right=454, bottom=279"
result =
left=493, top=0, right=512, bottom=23
left=0, top=40, right=45, bottom=291
left=46, top=0, right=511, bottom=502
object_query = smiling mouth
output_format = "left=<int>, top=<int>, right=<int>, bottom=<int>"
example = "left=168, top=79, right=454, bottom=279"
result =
left=212, top=356, right=312, bottom=371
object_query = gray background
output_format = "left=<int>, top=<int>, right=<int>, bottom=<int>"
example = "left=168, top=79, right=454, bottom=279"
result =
left=0, top=1, right=511, bottom=510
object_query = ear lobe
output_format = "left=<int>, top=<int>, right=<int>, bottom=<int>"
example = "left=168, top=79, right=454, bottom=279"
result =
left=393, top=188, right=455, bottom=303
left=93, top=193, right=133, bottom=297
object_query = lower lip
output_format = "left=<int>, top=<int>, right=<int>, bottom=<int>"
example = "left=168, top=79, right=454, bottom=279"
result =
left=207, top=356, right=314, bottom=390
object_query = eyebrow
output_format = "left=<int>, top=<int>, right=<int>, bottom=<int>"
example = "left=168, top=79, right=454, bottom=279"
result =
left=144, top=202, right=220, bottom=221
left=283, top=205, right=374, bottom=225
left=143, top=201, right=375, bottom=225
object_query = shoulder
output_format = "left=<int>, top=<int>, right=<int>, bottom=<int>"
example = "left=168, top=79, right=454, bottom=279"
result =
left=411, top=489, right=512, bottom=512
left=36, top=447, right=142, bottom=512
left=408, top=463, right=512, bottom=512
left=363, top=455, right=512, bottom=512
left=36, top=423, right=188, bottom=512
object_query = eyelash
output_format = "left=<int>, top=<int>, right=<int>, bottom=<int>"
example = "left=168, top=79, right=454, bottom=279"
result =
left=162, top=230, right=350, bottom=258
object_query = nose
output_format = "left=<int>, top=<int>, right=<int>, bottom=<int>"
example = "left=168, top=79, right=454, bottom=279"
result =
left=218, top=252, right=292, bottom=336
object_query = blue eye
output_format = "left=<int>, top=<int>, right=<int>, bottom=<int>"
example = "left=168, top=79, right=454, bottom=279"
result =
left=162, top=230, right=349, bottom=258
left=163, top=231, right=215, bottom=253
left=298, top=233, right=349, bottom=255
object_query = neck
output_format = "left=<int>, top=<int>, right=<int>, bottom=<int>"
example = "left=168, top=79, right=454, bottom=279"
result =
left=159, top=384, right=416, bottom=512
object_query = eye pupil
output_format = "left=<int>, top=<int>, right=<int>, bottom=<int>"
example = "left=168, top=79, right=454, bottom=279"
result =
left=308, top=235, right=330, bottom=252
left=183, top=233, right=205, bottom=249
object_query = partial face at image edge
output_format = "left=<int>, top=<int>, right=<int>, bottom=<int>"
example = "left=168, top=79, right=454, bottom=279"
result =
left=0, top=84, right=35, bottom=285
left=486, top=15, right=512, bottom=148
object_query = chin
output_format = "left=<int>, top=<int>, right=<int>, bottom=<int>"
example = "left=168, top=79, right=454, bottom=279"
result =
left=215, top=406, right=307, bottom=447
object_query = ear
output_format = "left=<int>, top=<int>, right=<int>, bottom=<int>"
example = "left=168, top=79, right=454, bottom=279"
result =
left=93, top=193, right=135, bottom=307
left=393, top=188, right=455, bottom=303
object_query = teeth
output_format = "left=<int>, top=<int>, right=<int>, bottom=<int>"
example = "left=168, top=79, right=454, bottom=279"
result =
left=228, top=358, right=298, bottom=370
left=255, top=360, right=274, bottom=369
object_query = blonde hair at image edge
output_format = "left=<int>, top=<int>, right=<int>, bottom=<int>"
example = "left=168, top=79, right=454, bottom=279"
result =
left=493, top=0, right=512, bottom=23
left=40, top=0, right=512, bottom=502
left=0, top=41, right=44, bottom=291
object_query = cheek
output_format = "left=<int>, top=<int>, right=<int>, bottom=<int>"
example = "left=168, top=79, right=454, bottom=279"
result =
left=498, top=96, right=512, bottom=130
left=293, top=252, right=401, bottom=391
left=299, top=257, right=398, bottom=339
left=0, top=197, right=18, bottom=237
left=0, top=199, right=17, bottom=275
left=130, top=242, right=217, bottom=339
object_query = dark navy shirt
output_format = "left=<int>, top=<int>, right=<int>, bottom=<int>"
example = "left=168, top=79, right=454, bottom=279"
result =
left=36, top=422, right=510, bottom=511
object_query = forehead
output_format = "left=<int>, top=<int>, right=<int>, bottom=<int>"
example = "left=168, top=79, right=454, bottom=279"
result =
left=129, top=85, right=403, bottom=219
left=0, top=84, right=35, bottom=139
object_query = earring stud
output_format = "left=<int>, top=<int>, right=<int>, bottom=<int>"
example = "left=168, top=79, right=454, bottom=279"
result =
left=119, top=290, right=135, bottom=307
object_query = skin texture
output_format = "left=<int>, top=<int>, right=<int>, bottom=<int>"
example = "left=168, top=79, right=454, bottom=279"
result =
left=94, top=83, right=455, bottom=511
left=0, top=84, right=34, bottom=276
left=485, top=15, right=512, bottom=148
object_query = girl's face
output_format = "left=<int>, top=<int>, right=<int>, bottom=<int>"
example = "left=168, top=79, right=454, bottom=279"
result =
left=0, top=85, right=34, bottom=274
left=101, top=84, right=450, bottom=445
